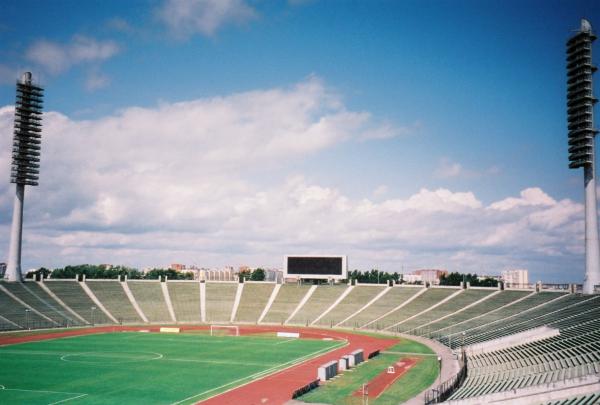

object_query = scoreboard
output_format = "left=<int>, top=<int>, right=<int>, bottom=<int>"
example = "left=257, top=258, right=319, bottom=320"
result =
left=284, top=255, right=347, bottom=280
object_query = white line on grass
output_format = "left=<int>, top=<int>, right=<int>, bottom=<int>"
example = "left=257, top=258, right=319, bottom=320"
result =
left=274, top=338, right=295, bottom=345
left=48, top=393, right=89, bottom=404
left=162, top=358, right=277, bottom=367
left=60, top=351, right=163, bottom=364
left=169, top=339, right=347, bottom=405
left=0, top=384, right=88, bottom=404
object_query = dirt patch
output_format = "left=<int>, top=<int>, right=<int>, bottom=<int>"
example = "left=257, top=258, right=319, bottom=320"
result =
left=352, top=357, right=420, bottom=399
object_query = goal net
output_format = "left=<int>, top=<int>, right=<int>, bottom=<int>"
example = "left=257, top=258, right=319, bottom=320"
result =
left=210, top=325, right=240, bottom=336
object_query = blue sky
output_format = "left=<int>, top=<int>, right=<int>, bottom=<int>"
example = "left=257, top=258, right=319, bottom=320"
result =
left=0, top=0, right=599, bottom=282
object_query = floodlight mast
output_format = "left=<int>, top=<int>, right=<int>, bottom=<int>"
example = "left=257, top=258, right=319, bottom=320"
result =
left=567, top=19, right=600, bottom=294
left=5, top=72, right=44, bottom=282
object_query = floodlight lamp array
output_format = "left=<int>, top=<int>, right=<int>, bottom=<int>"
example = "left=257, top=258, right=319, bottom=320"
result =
left=567, top=20, right=598, bottom=169
left=11, top=73, right=43, bottom=186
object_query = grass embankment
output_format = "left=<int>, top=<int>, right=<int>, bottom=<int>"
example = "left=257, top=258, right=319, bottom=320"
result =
left=300, top=337, right=439, bottom=405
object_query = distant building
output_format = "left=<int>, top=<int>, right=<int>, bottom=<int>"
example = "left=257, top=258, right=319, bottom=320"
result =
left=412, top=269, right=448, bottom=285
left=170, top=263, right=186, bottom=271
left=501, top=269, right=529, bottom=286
left=264, top=268, right=283, bottom=282
left=403, top=273, right=422, bottom=284
left=201, top=267, right=235, bottom=281
left=477, top=274, right=500, bottom=281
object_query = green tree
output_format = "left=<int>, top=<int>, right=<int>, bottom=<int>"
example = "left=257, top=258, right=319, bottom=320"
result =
left=25, top=267, right=51, bottom=279
left=250, top=268, right=266, bottom=281
left=238, top=269, right=251, bottom=282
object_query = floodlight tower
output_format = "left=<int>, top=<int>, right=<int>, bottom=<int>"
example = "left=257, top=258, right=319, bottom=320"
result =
left=5, top=72, right=44, bottom=282
left=567, top=19, right=600, bottom=294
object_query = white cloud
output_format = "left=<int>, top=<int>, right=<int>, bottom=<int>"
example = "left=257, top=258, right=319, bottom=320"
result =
left=0, top=78, right=586, bottom=282
left=157, top=0, right=257, bottom=38
left=85, top=70, right=110, bottom=91
left=489, top=187, right=556, bottom=211
left=26, top=36, right=119, bottom=75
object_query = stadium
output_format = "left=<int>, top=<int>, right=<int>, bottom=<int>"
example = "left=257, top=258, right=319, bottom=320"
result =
left=2, top=2, right=600, bottom=405
left=0, top=274, right=598, bottom=404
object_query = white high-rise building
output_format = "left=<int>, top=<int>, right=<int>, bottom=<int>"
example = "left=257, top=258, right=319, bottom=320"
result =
left=501, top=269, right=529, bottom=286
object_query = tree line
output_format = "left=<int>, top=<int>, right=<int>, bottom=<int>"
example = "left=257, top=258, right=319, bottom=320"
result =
left=439, top=272, right=498, bottom=287
left=26, top=264, right=193, bottom=280
left=239, top=268, right=266, bottom=281
left=348, top=269, right=401, bottom=284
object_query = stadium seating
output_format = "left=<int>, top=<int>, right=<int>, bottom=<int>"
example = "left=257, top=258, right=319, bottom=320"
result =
left=86, top=280, right=143, bottom=324
left=315, top=285, right=386, bottom=327
left=340, top=286, right=423, bottom=328
left=205, top=282, right=238, bottom=323
left=436, top=291, right=567, bottom=347
left=1, top=281, right=76, bottom=325
left=287, top=284, right=349, bottom=325
left=446, top=294, right=600, bottom=401
left=127, top=281, right=172, bottom=323
left=235, top=282, right=275, bottom=323
left=399, top=289, right=495, bottom=334
left=545, top=393, right=600, bottom=405
left=421, top=289, right=531, bottom=336
left=0, top=284, right=49, bottom=330
left=167, top=281, right=202, bottom=323
left=375, top=287, right=460, bottom=331
left=43, top=280, right=111, bottom=324
left=448, top=293, right=585, bottom=349
left=261, top=283, right=312, bottom=324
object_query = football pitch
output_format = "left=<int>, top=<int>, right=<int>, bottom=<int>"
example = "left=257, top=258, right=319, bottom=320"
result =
left=0, top=331, right=344, bottom=404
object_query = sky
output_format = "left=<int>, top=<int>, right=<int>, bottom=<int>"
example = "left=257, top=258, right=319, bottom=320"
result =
left=0, top=0, right=599, bottom=282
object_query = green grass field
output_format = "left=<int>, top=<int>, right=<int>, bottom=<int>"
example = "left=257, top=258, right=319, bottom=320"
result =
left=0, top=331, right=343, bottom=404
left=300, top=338, right=438, bottom=405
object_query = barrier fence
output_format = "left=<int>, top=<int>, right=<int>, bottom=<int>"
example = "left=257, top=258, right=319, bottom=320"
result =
left=424, top=350, right=467, bottom=404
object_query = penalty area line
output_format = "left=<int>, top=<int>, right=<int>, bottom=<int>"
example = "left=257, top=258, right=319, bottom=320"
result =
left=0, top=385, right=88, bottom=404
left=170, top=339, right=347, bottom=405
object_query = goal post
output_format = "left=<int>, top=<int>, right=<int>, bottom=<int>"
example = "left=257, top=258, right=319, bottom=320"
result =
left=210, top=325, right=240, bottom=336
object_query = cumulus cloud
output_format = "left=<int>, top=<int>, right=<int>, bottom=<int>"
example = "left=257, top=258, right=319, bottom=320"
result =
left=0, top=78, right=586, bottom=282
left=489, top=188, right=556, bottom=211
left=157, top=0, right=257, bottom=38
left=26, top=36, right=119, bottom=75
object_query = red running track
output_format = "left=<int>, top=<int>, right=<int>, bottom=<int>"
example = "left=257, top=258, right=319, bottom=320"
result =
left=198, top=325, right=399, bottom=405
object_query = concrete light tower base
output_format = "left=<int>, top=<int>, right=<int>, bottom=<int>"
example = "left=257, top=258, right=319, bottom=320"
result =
left=584, top=165, right=600, bottom=293
left=5, top=184, right=24, bottom=281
